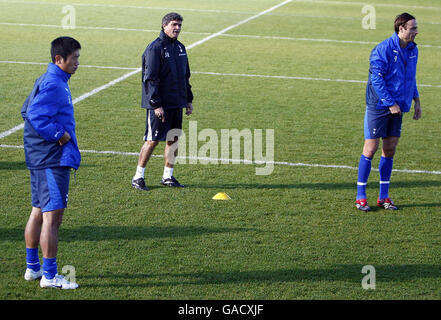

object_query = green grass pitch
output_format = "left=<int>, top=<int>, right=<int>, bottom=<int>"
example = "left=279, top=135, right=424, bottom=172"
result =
left=0, top=0, right=440, bottom=300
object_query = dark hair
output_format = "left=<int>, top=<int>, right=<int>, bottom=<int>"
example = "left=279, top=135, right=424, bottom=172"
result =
left=394, top=13, right=416, bottom=33
left=161, top=12, right=183, bottom=29
left=50, top=36, right=81, bottom=63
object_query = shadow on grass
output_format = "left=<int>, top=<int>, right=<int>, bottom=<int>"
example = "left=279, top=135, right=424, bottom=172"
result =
left=0, top=225, right=252, bottom=242
left=81, top=264, right=441, bottom=288
left=184, top=180, right=441, bottom=190
left=0, top=161, right=27, bottom=170
left=0, top=161, right=97, bottom=171
left=398, top=203, right=441, bottom=209
left=359, top=202, right=441, bottom=211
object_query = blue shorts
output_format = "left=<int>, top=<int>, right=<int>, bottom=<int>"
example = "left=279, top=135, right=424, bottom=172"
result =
left=144, top=108, right=183, bottom=141
left=30, top=167, right=70, bottom=212
left=364, top=107, right=403, bottom=139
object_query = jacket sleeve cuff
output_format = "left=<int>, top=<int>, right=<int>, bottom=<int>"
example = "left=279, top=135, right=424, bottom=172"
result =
left=382, top=101, right=396, bottom=108
left=54, top=128, right=65, bottom=142
left=414, top=86, right=420, bottom=99
left=149, top=99, right=161, bottom=109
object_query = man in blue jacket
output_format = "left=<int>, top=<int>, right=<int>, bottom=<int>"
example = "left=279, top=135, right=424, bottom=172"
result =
left=356, top=13, right=422, bottom=212
left=132, top=12, right=193, bottom=191
left=22, top=37, right=81, bottom=289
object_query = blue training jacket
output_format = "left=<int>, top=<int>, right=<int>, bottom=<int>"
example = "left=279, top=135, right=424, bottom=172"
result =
left=366, top=32, right=419, bottom=112
left=21, top=63, right=81, bottom=170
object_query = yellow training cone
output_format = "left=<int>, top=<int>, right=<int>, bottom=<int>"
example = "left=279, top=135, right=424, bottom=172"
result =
left=212, top=192, right=231, bottom=200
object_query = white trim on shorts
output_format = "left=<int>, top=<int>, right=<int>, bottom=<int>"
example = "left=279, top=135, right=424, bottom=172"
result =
left=145, top=110, right=153, bottom=141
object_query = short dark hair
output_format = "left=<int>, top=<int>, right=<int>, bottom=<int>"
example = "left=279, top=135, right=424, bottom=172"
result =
left=394, top=13, right=416, bottom=33
left=161, top=12, right=183, bottom=29
left=51, top=36, right=81, bottom=63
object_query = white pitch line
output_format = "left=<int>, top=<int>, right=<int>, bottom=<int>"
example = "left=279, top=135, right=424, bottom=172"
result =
left=2, top=22, right=440, bottom=49
left=0, top=60, right=138, bottom=70
left=2, top=0, right=440, bottom=13
left=0, top=67, right=141, bottom=139
left=186, top=0, right=293, bottom=50
left=291, top=0, right=441, bottom=11
left=0, top=0, right=253, bottom=14
left=0, top=21, right=211, bottom=37
left=2, top=61, right=441, bottom=88
left=193, top=71, right=366, bottom=83
left=192, top=71, right=441, bottom=88
left=72, top=68, right=141, bottom=104
left=0, top=124, right=24, bottom=139
left=0, top=22, right=210, bottom=36
left=0, top=0, right=293, bottom=140
left=1, top=144, right=440, bottom=175
left=0, top=22, right=156, bottom=33
left=221, top=34, right=441, bottom=49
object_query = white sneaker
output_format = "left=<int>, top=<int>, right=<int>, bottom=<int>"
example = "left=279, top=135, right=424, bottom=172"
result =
left=24, top=268, right=43, bottom=281
left=40, top=274, right=79, bottom=289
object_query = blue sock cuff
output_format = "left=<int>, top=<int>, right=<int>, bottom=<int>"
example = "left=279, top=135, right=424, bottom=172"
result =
left=380, top=155, right=393, bottom=162
left=43, top=257, right=57, bottom=279
left=26, top=248, right=40, bottom=271
left=361, top=155, right=373, bottom=161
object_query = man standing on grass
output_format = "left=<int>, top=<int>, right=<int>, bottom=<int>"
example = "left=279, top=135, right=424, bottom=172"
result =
left=356, top=13, right=422, bottom=211
left=132, top=12, right=194, bottom=191
left=22, top=37, right=81, bottom=289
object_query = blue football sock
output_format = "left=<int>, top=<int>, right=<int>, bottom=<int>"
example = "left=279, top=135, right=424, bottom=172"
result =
left=357, top=155, right=372, bottom=200
left=379, top=156, right=393, bottom=200
left=26, top=248, right=40, bottom=271
left=42, top=257, right=57, bottom=280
